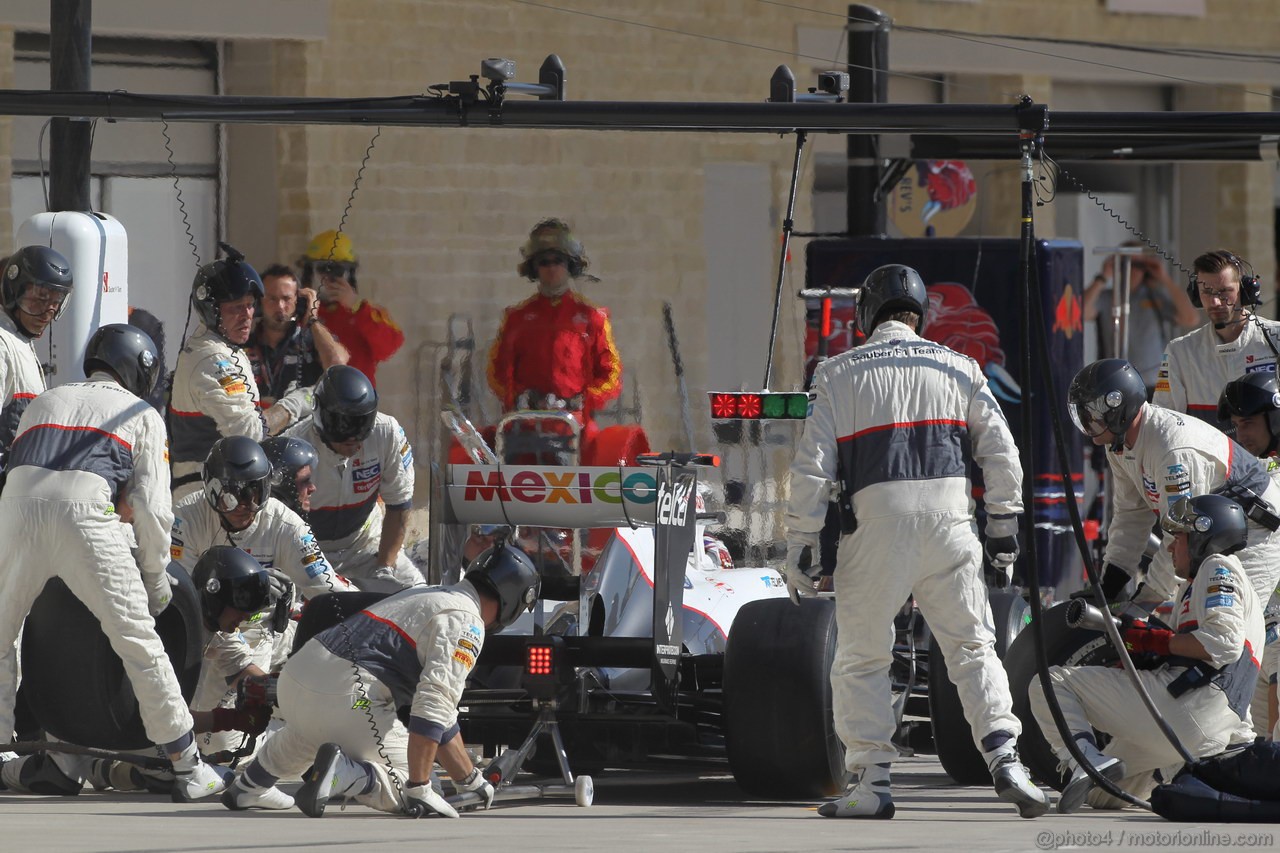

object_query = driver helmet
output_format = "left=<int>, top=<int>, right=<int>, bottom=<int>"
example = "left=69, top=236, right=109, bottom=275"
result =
left=313, top=365, right=379, bottom=446
left=192, top=545, right=273, bottom=632
left=1161, top=494, right=1248, bottom=576
left=1218, top=371, right=1280, bottom=448
left=2, top=245, right=74, bottom=328
left=203, top=435, right=272, bottom=514
left=83, top=323, right=160, bottom=399
left=1067, top=359, right=1147, bottom=448
left=261, top=435, right=319, bottom=515
left=857, top=264, right=928, bottom=336
left=464, top=544, right=541, bottom=633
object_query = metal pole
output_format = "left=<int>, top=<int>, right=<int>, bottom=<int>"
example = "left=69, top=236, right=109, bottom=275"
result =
left=763, top=130, right=807, bottom=390
left=846, top=4, right=889, bottom=236
left=48, top=0, right=92, bottom=212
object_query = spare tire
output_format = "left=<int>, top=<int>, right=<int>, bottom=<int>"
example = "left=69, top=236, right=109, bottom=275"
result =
left=724, top=597, right=847, bottom=798
left=20, top=563, right=204, bottom=749
left=1004, top=601, right=1119, bottom=790
left=929, top=588, right=1031, bottom=785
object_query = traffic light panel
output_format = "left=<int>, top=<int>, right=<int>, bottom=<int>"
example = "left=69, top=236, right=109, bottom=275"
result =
left=709, top=391, right=810, bottom=420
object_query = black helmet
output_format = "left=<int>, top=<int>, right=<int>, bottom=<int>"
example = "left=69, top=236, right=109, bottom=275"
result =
left=313, top=365, right=378, bottom=445
left=1068, top=359, right=1147, bottom=449
left=261, top=435, right=318, bottom=513
left=1218, top=371, right=1280, bottom=441
left=464, top=544, right=541, bottom=633
left=203, top=435, right=272, bottom=514
left=3, top=245, right=74, bottom=321
left=192, top=545, right=273, bottom=632
left=83, top=323, right=160, bottom=398
left=191, top=243, right=264, bottom=336
left=1161, top=494, right=1248, bottom=575
left=857, top=264, right=929, bottom=336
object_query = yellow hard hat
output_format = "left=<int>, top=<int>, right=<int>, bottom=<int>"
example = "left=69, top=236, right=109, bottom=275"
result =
left=305, top=230, right=358, bottom=264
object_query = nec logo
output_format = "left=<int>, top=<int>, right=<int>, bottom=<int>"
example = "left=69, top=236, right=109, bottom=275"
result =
left=353, top=462, right=382, bottom=493
left=656, top=478, right=694, bottom=527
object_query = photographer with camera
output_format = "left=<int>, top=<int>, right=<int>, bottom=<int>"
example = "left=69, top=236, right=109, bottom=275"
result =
left=299, top=231, right=403, bottom=388
left=246, top=263, right=349, bottom=435
left=1083, top=246, right=1198, bottom=394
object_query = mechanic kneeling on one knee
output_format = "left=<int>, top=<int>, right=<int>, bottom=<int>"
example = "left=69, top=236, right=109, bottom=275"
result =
left=783, top=264, right=1049, bottom=820
left=221, top=543, right=540, bottom=816
left=1029, top=494, right=1263, bottom=813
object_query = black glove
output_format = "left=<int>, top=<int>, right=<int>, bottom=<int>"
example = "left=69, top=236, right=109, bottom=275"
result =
left=266, top=570, right=294, bottom=634
left=210, top=704, right=272, bottom=735
left=1070, top=560, right=1131, bottom=601
left=983, top=535, right=1019, bottom=588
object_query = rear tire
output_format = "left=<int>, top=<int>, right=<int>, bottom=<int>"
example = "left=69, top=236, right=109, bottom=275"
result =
left=929, top=588, right=1030, bottom=785
left=20, top=564, right=204, bottom=749
left=724, top=597, right=847, bottom=798
left=1005, top=601, right=1119, bottom=790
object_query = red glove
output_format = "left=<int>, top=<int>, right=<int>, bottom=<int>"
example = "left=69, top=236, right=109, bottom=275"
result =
left=1122, top=619, right=1173, bottom=657
left=210, top=705, right=272, bottom=735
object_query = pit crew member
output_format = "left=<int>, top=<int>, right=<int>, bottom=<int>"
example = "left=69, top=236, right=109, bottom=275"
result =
left=0, top=324, right=225, bottom=800
left=1029, top=494, right=1262, bottom=812
left=784, top=264, right=1048, bottom=819
left=0, top=246, right=72, bottom=473
left=169, top=245, right=266, bottom=501
left=1067, top=358, right=1280, bottom=608
left=171, top=435, right=355, bottom=755
left=1153, top=250, right=1280, bottom=429
left=220, top=543, right=539, bottom=815
left=284, top=365, right=420, bottom=591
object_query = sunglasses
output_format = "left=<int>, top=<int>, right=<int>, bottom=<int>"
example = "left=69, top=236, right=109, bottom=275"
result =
left=314, top=261, right=354, bottom=279
left=536, top=255, right=568, bottom=268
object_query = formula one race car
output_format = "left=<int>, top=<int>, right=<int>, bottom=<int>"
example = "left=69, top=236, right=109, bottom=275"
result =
left=434, top=410, right=1030, bottom=797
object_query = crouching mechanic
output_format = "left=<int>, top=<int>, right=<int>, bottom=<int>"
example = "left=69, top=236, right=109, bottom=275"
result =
left=171, top=435, right=356, bottom=756
left=1029, top=494, right=1263, bottom=812
left=1217, top=369, right=1280, bottom=739
left=221, top=543, right=541, bottom=815
left=261, top=434, right=320, bottom=517
left=1066, top=359, right=1280, bottom=611
left=284, top=365, right=421, bottom=591
left=784, top=264, right=1048, bottom=819
left=0, top=325, right=224, bottom=800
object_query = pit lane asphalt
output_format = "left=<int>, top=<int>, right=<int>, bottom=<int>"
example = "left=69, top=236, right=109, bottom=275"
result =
left=1, top=753, right=1257, bottom=853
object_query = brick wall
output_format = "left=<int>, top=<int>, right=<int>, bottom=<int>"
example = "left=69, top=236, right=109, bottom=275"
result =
left=0, top=27, right=13, bottom=252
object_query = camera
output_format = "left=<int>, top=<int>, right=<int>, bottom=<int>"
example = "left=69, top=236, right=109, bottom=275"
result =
left=481, top=58, right=517, bottom=83
left=816, top=71, right=850, bottom=97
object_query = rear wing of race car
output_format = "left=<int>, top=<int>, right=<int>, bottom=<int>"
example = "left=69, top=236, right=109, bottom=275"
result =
left=441, top=457, right=706, bottom=712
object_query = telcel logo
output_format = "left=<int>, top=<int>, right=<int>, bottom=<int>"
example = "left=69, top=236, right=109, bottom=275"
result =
left=463, top=468, right=659, bottom=505
left=656, top=478, right=693, bottom=527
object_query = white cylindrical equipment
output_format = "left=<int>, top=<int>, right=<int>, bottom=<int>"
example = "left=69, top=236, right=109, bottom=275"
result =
left=16, top=211, right=129, bottom=386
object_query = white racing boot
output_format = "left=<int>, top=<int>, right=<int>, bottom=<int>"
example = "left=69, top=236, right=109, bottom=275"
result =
left=171, top=743, right=229, bottom=802
left=1057, top=740, right=1125, bottom=815
left=817, top=763, right=894, bottom=819
left=296, top=742, right=373, bottom=818
left=987, top=746, right=1050, bottom=818
left=222, top=775, right=295, bottom=810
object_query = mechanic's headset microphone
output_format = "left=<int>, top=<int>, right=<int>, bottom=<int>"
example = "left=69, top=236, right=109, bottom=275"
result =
left=1186, top=252, right=1261, bottom=325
